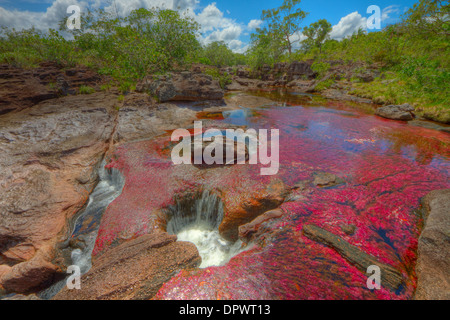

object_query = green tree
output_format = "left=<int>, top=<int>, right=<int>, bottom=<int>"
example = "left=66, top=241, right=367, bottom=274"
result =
left=302, top=19, right=332, bottom=53
left=402, top=0, right=450, bottom=37
left=202, top=41, right=236, bottom=67
left=247, top=27, right=286, bottom=68
left=261, top=0, right=308, bottom=56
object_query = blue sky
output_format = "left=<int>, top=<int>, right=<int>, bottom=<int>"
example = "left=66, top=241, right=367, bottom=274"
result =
left=0, top=0, right=418, bottom=52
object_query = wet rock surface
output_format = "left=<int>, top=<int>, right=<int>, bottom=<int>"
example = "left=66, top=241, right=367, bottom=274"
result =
left=303, top=224, right=404, bottom=291
left=0, top=92, right=120, bottom=294
left=53, top=233, right=201, bottom=300
left=239, top=209, right=284, bottom=243
left=415, top=189, right=450, bottom=300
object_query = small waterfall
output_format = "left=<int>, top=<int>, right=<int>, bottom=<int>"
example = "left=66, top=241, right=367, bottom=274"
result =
left=167, top=190, right=224, bottom=234
left=166, top=191, right=246, bottom=268
left=39, top=161, right=124, bottom=299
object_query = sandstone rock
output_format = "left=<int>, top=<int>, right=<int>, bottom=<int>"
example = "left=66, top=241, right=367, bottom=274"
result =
left=114, top=93, right=197, bottom=143
left=239, top=208, right=284, bottom=242
left=415, top=189, right=450, bottom=300
left=313, top=172, right=344, bottom=188
left=53, top=233, right=201, bottom=300
left=225, top=92, right=280, bottom=108
left=1, top=293, right=40, bottom=300
left=0, top=63, right=103, bottom=115
left=375, top=104, right=415, bottom=121
left=136, top=72, right=224, bottom=102
left=303, top=224, right=404, bottom=291
left=356, top=72, right=375, bottom=83
left=1, top=246, right=60, bottom=293
left=0, top=92, right=119, bottom=293
left=340, top=224, right=357, bottom=236
left=190, top=138, right=249, bottom=167
left=321, top=89, right=373, bottom=104
left=220, top=179, right=289, bottom=242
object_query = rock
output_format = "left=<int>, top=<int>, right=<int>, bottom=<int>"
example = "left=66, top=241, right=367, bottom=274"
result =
left=136, top=72, right=224, bottom=102
left=239, top=208, right=284, bottom=242
left=114, top=93, right=198, bottom=144
left=0, top=265, right=11, bottom=293
left=313, top=172, right=344, bottom=188
left=220, top=179, right=289, bottom=242
left=225, top=93, right=280, bottom=108
left=408, top=120, right=450, bottom=134
left=415, top=189, right=450, bottom=300
left=288, top=61, right=315, bottom=79
left=1, top=293, right=40, bottom=300
left=340, top=224, right=357, bottom=236
left=191, top=138, right=249, bottom=167
left=303, top=224, right=404, bottom=291
left=0, top=92, right=119, bottom=293
left=53, top=233, right=201, bottom=300
left=1, top=245, right=60, bottom=293
left=356, top=72, right=375, bottom=83
left=321, top=89, right=373, bottom=104
left=0, top=62, right=103, bottom=115
left=375, top=104, right=415, bottom=121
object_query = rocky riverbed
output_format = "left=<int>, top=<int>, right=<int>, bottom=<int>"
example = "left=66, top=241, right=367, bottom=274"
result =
left=0, top=62, right=448, bottom=300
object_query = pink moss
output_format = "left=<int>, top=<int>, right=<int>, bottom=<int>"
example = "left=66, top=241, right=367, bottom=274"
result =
left=94, top=100, right=449, bottom=299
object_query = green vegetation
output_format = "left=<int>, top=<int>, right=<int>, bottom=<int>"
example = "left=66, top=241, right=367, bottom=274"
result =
left=199, top=41, right=246, bottom=67
left=79, top=85, right=95, bottom=94
left=0, top=7, right=200, bottom=92
left=302, top=19, right=332, bottom=53
left=247, top=0, right=449, bottom=122
left=203, top=67, right=232, bottom=89
left=0, top=0, right=448, bottom=121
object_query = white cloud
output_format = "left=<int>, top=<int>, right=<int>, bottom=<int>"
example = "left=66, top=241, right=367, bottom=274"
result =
left=247, top=19, right=262, bottom=29
left=0, top=0, right=88, bottom=30
left=381, top=5, right=401, bottom=22
left=0, top=0, right=262, bottom=53
left=330, top=11, right=367, bottom=40
left=204, top=24, right=242, bottom=43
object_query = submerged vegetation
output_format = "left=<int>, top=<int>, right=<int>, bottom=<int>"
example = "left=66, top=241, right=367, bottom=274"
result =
left=0, top=0, right=448, bottom=121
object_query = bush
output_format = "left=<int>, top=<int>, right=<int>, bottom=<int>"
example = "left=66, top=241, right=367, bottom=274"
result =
left=203, top=68, right=232, bottom=89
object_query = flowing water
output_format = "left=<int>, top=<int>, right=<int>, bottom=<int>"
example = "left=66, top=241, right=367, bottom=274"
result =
left=166, top=190, right=246, bottom=268
left=39, top=162, right=124, bottom=299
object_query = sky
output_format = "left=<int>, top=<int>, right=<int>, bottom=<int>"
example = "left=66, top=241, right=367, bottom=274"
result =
left=0, top=0, right=418, bottom=53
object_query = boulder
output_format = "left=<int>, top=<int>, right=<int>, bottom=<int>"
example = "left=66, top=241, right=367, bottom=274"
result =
left=136, top=72, right=224, bottom=102
left=53, top=233, right=201, bottom=300
left=313, top=172, right=344, bottom=188
left=375, top=104, right=415, bottom=121
left=415, top=189, right=450, bottom=300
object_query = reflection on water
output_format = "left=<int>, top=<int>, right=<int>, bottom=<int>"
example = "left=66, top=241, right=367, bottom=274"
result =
left=222, top=108, right=260, bottom=127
